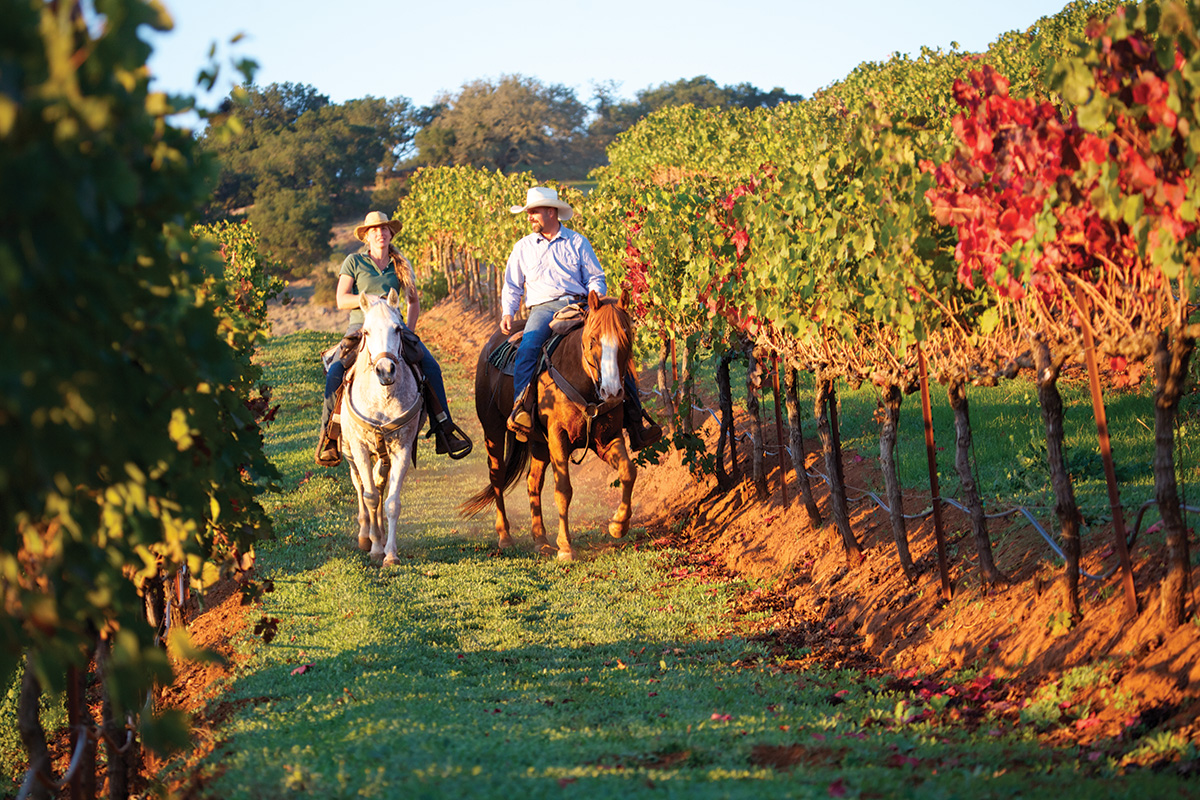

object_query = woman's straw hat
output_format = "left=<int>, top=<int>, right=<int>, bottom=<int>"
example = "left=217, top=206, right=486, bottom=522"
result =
left=354, top=210, right=402, bottom=241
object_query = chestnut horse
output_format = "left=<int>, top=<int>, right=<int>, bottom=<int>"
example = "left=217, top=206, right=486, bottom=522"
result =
left=461, top=291, right=637, bottom=560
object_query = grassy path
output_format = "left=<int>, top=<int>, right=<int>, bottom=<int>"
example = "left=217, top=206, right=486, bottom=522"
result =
left=171, top=332, right=1193, bottom=799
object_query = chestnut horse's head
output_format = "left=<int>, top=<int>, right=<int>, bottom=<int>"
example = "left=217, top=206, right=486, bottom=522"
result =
left=581, top=290, right=633, bottom=403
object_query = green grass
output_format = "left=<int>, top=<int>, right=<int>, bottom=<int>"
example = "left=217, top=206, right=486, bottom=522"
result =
left=153, top=333, right=1195, bottom=798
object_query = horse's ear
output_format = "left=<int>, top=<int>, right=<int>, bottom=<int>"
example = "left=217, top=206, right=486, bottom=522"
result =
left=618, top=287, right=630, bottom=309
left=360, top=293, right=373, bottom=312
left=387, top=287, right=400, bottom=308
left=588, top=290, right=602, bottom=311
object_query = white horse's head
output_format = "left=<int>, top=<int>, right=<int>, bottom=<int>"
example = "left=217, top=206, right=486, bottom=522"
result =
left=360, top=289, right=405, bottom=386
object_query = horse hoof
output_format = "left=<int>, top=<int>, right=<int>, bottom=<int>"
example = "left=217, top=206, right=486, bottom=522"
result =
left=383, top=554, right=400, bottom=567
left=556, top=549, right=577, bottom=562
left=608, top=522, right=628, bottom=539
left=358, top=537, right=372, bottom=552
left=369, top=550, right=384, bottom=563
left=497, top=535, right=515, bottom=550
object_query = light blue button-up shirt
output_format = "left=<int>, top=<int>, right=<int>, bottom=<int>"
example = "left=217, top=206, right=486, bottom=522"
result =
left=502, top=226, right=607, bottom=317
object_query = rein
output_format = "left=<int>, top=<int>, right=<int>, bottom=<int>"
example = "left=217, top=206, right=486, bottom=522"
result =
left=548, top=365, right=623, bottom=420
left=547, top=333, right=625, bottom=465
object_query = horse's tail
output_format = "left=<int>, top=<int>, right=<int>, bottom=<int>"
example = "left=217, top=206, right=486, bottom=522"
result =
left=459, top=437, right=530, bottom=518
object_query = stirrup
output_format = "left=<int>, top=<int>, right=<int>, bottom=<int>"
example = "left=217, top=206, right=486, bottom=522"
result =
left=429, top=420, right=474, bottom=460
left=315, top=435, right=341, bottom=467
left=506, top=406, right=531, bottom=443
left=629, top=411, right=663, bottom=452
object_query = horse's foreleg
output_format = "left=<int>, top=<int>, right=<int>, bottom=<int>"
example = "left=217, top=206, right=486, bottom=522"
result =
left=346, top=452, right=373, bottom=551
left=365, top=457, right=388, bottom=562
left=546, top=449, right=576, bottom=561
left=527, top=457, right=551, bottom=554
left=381, top=453, right=411, bottom=567
left=602, top=438, right=637, bottom=539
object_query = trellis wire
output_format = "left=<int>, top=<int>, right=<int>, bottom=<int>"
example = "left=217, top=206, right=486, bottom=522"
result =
left=660, top=391, right=1197, bottom=583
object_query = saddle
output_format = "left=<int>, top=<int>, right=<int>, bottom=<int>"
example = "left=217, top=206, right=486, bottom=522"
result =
left=322, top=325, right=427, bottom=373
left=486, top=302, right=588, bottom=376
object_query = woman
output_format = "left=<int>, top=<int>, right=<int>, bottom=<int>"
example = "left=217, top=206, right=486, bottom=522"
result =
left=316, top=211, right=471, bottom=463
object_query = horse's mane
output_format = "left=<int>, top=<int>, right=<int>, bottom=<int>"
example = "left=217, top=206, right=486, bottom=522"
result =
left=584, top=298, right=632, bottom=352
left=582, top=298, right=636, bottom=381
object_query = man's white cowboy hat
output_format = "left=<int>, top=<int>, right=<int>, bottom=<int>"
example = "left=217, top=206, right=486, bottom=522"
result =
left=354, top=210, right=402, bottom=241
left=510, top=186, right=574, bottom=221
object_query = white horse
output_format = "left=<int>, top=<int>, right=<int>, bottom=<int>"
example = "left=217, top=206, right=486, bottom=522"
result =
left=339, top=290, right=424, bottom=566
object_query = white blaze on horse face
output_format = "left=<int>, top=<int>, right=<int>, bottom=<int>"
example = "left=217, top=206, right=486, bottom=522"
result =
left=598, top=332, right=622, bottom=401
left=364, top=300, right=403, bottom=386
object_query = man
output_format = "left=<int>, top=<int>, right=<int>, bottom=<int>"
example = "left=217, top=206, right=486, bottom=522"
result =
left=501, top=186, right=661, bottom=450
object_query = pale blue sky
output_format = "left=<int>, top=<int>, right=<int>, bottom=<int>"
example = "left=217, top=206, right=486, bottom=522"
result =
left=145, top=0, right=1080, bottom=117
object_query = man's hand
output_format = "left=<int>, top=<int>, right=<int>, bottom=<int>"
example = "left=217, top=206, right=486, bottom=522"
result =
left=500, top=314, right=514, bottom=335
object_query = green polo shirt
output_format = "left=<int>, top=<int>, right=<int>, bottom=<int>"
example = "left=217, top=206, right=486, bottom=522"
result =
left=340, top=252, right=403, bottom=331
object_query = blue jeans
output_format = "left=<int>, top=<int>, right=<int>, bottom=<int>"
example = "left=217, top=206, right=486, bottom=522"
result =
left=512, top=297, right=573, bottom=402
left=325, top=339, right=449, bottom=418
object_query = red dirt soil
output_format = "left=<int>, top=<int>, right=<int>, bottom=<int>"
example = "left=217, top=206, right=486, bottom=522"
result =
left=40, top=285, right=1195, bottom=795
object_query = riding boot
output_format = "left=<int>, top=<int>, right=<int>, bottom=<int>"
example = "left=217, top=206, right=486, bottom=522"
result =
left=506, top=384, right=534, bottom=442
left=424, top=386, right=473, bottom=459
left=623, top=386, right=663, bottom=452
left=315, top=392, right=342, bottom=466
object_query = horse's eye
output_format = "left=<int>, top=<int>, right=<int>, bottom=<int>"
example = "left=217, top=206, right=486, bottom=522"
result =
left=393, top=325, right=401, bottom=335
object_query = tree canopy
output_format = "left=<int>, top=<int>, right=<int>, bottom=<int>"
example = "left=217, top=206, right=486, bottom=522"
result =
left=588, top=76, right=804, bottom=148
left=201, top=83, right=419, bottom=270
left=414, top=74, right=592, bottom=178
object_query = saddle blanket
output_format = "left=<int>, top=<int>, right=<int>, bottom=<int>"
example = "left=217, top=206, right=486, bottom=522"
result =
left=487, top=332, right=568, bottom=377
left=486, top=302, right=588, bottom=376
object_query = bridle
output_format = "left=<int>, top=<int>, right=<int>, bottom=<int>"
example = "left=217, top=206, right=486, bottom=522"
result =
left=362, top=328, right=401, bottom=374
left=548, top=317, right=629, bottom=463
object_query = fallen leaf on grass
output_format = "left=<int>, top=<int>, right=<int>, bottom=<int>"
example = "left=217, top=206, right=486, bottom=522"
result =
left=253, top=616, right=280, bottom=644
left=291, top=663, right=314, bottom=676
left=828, top=778, right=847, bottom=797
